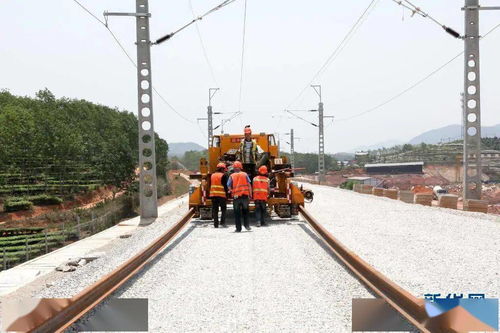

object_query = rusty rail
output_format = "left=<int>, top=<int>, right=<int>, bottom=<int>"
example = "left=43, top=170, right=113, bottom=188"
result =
left=8, top=208, right=195, bottom=333
left=298, top=206, right=445, bottom=333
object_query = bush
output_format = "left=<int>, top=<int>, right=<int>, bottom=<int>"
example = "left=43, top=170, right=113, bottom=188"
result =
left=157, top=176, right=171, bottom=198
left=4, top=200, right=33, bottom=212
left=340, top=180, right=355, bottom=190
left=29, top=194, right=63, bottom=205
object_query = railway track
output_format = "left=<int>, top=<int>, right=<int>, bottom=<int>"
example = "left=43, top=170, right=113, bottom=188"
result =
left=8, top=207, right=466, bottom=332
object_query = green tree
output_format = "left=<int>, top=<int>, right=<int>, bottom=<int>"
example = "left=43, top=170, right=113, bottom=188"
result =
left=0, top=89, right=169, bottom=198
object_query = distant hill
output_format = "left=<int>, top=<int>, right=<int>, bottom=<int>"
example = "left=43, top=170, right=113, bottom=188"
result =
left=408, top=124, right=500, bottom=144
left=169, top=142, right=205, bottom=157
left=332, top=152, right=355, bottom=161
left=342, top=124, right=500, bottom=154
left=350, top=139, right=404, bottom=153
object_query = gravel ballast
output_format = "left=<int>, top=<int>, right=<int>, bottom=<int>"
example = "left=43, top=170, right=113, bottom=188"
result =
left=33, top=184, right=500, bottom=331
left=303, top=184, right=500, bottom=300
left=37, top=196, right=189, bottom=298
left=77, top=219, right=373, bottom=332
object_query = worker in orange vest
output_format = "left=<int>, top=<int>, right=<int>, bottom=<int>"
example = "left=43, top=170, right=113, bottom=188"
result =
left=210, top=162, right=229, bottom=228
left=253, top=165, right=270, bottom=227
left=227, top=161, right=252, bottom=232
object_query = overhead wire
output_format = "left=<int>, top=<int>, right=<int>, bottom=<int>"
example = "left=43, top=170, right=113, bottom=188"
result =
left=391, top=0, right=461, bottom=38
left=336, top=21, right=500, bottom=121
left=196, top=120, right=208, bottom=139
left=286, top=0, right=379, bottom=109
left=188, top=0, right=219, bottom=86
left=71, top=0, right=194, bottom=124
left=237, top=0, right=249, bottom=120
left=237, top=0, right=248, bottom=112
left=285, top=110, right=318, bottom=127
left=154, top=0, right=238, bottom=44
left=215, top=0, right=248, bottom=131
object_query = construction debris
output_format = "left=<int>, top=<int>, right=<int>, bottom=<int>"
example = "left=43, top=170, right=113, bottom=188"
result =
left=55, top=264, right=76, bottom=273
left=372, top=188, right=384, bottom=197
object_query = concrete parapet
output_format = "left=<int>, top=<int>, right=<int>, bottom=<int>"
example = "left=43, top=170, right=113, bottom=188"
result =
left=415, top=193, right=433, bottom=206
left=361, top=184, right=373, bottom=194
left=399, top=191, right=414, bottom=204
left=383, top=189, right=398, bottom=200
left=463, top=199, right=488, bottom=213
left=438, top=194, right=458, bottom=210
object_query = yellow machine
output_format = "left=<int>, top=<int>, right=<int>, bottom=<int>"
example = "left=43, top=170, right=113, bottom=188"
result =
left=189, top=132, right=306, bottom=219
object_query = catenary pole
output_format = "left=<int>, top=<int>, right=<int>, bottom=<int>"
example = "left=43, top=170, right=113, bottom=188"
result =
left=105, top=0, right=158, bottom=219
left=463, top=0, right=483, bottom=200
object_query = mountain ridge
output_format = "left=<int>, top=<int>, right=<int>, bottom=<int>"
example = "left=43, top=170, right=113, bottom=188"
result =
left=347, top=124, right=500, bottom=153
left=169, top=142, right=205, bottom=157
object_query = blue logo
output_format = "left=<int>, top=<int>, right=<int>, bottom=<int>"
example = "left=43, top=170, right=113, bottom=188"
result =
left=424, top=293, right=498, bottom=330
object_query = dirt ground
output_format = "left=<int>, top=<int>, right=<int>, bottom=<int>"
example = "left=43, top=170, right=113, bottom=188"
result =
left=298, top=164, right=500, bottom=214
left=157, top=170, right=191, bottom=206
left=0, top=171, right=191, bottom=229
left=0, top=186, right=121, bottom=225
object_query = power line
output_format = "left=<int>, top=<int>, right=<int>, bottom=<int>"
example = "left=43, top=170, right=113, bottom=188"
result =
left=337, top=21, right=500, bottom=121
left=287, top=0, right=379, bottom=109
left=71, top=0, right=194, bottom=124
left=285, top=110, right=318, bottom=127
left=72, top=0, right=107, bottom=26
left=337, top=52, right=462, bottom=121
left=188, top=0, right=219, bottom=86
left=154, top=0, right=239, bottom=45
left=237, top=0, right=248, bottom=113
left=391, top=0, right=461, bottom=38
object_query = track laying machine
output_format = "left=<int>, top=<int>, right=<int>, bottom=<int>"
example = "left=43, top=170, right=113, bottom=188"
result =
left=189, top=132, right=312, bottom=219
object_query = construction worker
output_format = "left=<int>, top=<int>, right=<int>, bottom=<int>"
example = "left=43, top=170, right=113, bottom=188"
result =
left=210, top=162, right=228, bottom=228
left=227, top=161, right=252, bottom=232
left=237, top=125, right=265, bottom=179
left=253, top=165, right=270, bottom=227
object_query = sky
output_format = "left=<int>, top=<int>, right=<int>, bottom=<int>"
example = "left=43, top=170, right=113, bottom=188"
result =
left=1, top=0, right=500, bottom=153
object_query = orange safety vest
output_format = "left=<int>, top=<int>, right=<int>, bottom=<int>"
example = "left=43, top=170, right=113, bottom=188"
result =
left=253, top=175, right=269, bottom=201
left=210, top=172, right=226, bottom=198
left=230, top=171, right=250, bottom=197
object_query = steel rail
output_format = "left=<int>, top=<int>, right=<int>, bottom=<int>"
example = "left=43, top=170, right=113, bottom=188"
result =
left=7, top=208, right=195, bottom=333
left=298, top=206, right=458, bottom=333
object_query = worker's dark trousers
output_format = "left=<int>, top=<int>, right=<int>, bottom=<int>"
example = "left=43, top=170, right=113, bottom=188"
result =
left=243, top=164, right=256, bottom=180
left=254, top=200, right=267, bottom=224
left=211, top=197, right=227, bottom=227
left=233, top=196, right=250, bottom=231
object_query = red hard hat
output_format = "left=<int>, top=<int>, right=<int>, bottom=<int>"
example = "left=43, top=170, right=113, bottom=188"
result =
left=233, top=161, right=243, bottom=169
left=216, top=162, right=226, bottom=169
left=258, top=165, right=268, bottom=174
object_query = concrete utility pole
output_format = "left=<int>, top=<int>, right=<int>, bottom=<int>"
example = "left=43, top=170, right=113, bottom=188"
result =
left=207, top=88, right=219, bottom=148
left=284, top=129, right=296, bottom=169
left=105, top=0, right=158, bottom=219
left=311, top=85, right=333, bottom=184
left=198, top=88, right=219, bottom=152
left=461, top=92, right=465, bottom=140
left=462, top=1, right=499, bottom=199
